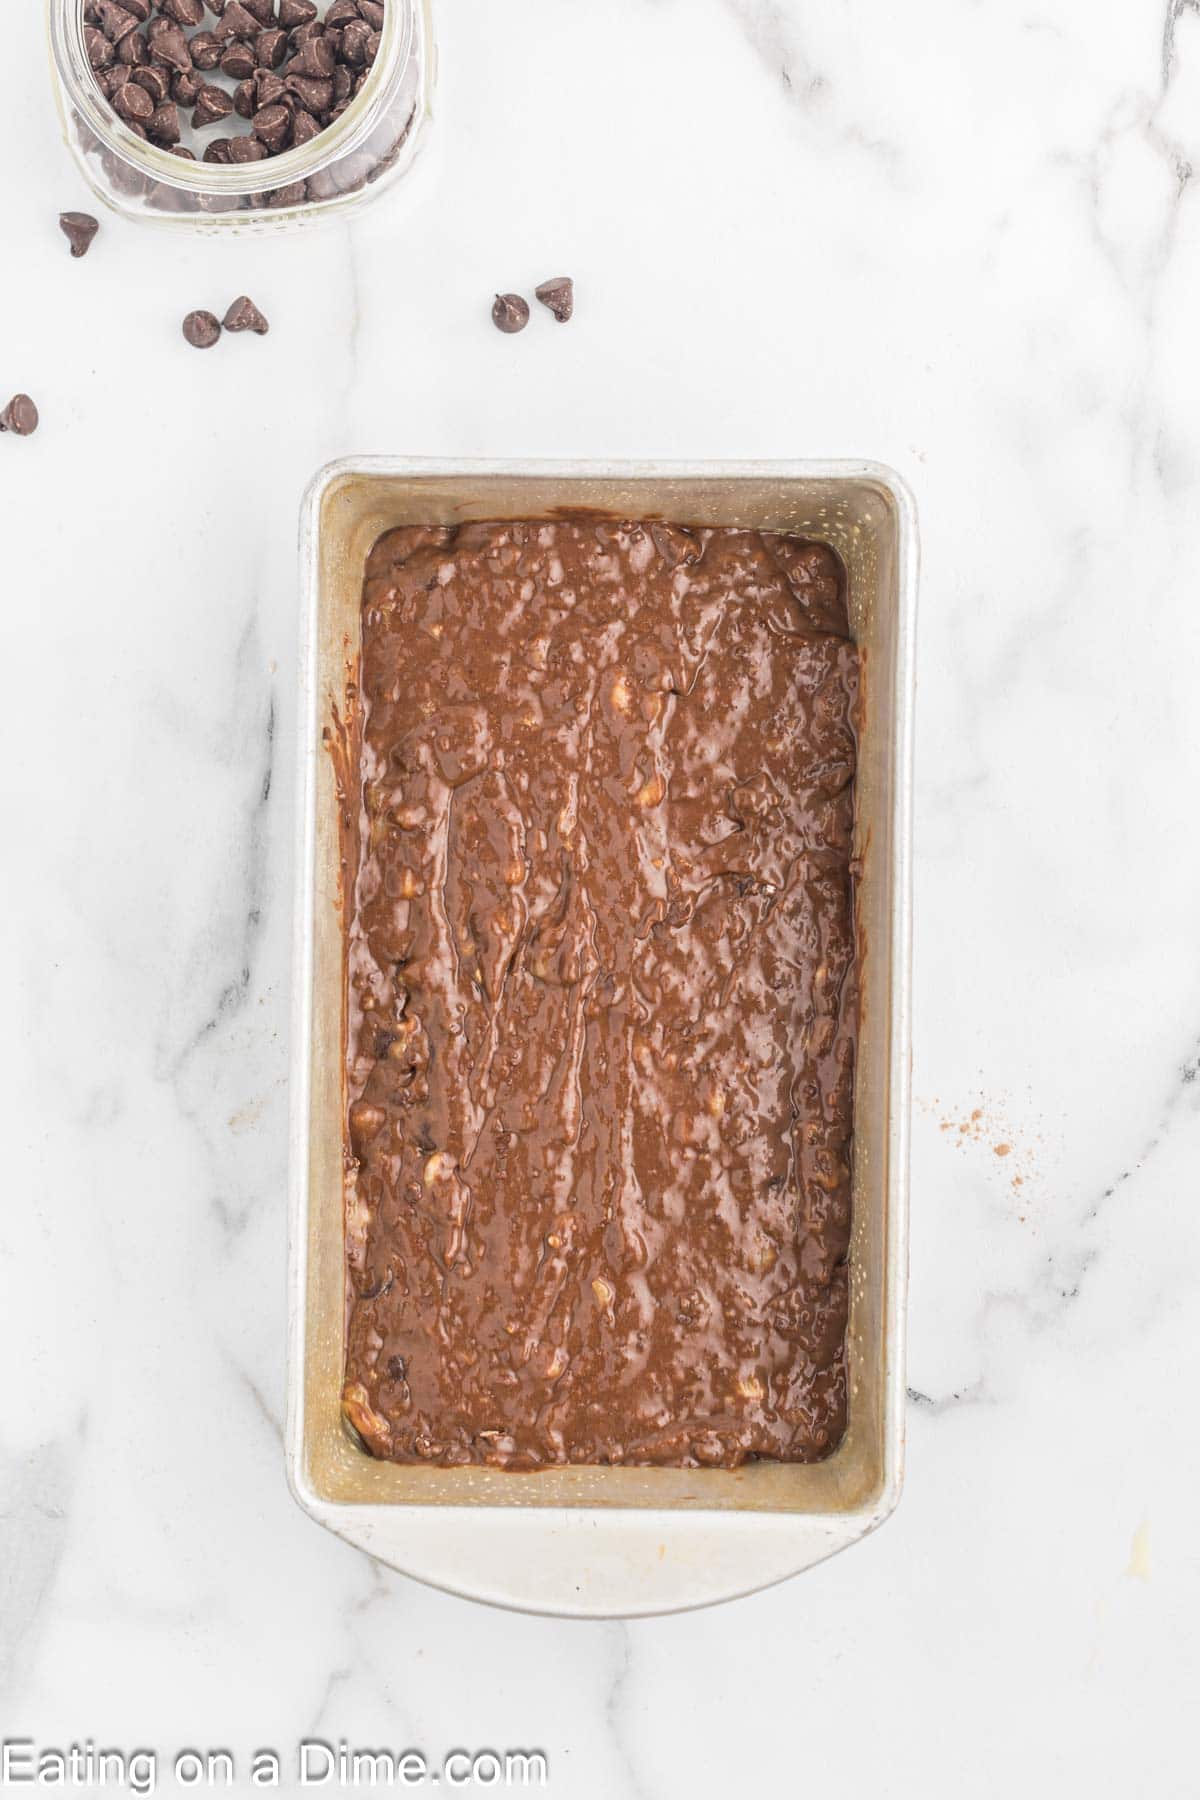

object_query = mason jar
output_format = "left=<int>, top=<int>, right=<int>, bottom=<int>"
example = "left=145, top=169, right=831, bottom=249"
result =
left=47, top=0, right=435, bottom=231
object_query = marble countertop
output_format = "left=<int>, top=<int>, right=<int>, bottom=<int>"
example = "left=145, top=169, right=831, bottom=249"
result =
left=3, top=0, right=1198, bottom=1793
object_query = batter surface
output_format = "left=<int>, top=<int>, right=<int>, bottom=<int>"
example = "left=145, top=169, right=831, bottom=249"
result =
left=341, top=518, right=859, bottom=1469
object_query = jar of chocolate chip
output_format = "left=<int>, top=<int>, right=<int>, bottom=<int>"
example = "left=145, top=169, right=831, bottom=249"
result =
left=47, top=0, right=435, bottom=229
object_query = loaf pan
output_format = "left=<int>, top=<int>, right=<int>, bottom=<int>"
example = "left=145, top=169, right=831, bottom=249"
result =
left=287, top=459, right=918, bottom=1617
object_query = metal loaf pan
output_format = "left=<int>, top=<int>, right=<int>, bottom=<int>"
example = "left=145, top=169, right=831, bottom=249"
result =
left=287, top=459, right=918, bottom=1617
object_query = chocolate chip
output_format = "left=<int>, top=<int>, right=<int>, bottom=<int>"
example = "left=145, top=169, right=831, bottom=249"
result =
left=172, top=68, right=203, bottom=106
left=325, top=0, right=359, bottom=22
left=492, top=293, right=530, bottom=334
left=98, top=1, right=140, bottom=44
left=255, top=26, right=289, bottom=66
left=59, top=211, right=100, bottom=257
left=131, top=61, right=170, bottom=100
left=284, top=71, right=332, bottom=110
left=228, top=132, right=269, bottom=160
left=223, top=294, right=270, bottom=333
left=340, top=17, right=370, bottom=64
left=289, top=31, right=335, bottom=75
left=146, top=100, right=182, bottom=144
left=192, top=82, right=234, bottom=127
left=189, top=30, right=223, bottom=68
left=219, top=40, right=257, bottom=78
left=84, top=24, right=114, bottom=67
left=182, top=309, right=221, bottom=348
left=217, top=0, right=262, bottom=39
left=358, top=0, right=384, bottom=25
left=0, top=395, right=40, bottom=436
left=202, top=136, right=233, bottom=162
left=160, top=0, right=205, bottom=20
left=122, top=0, right=152, bottom=20
left=535, top=276, right=574, bottom=323
left=149, top=23, right=191, bottom=71
left=251, top=102, right=290, bottom=149
left=113, top=80, right=154, bottom=122
left=289, top=107, right=320, bottom=145
left=240, top=0, right=277, bottom=21
left=117, top=28, right=149, bottom=65
left=278, top=0, right=317, bottom=24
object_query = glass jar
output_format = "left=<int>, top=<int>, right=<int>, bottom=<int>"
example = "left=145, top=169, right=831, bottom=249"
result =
left=47, top=0, right=435, bottom=231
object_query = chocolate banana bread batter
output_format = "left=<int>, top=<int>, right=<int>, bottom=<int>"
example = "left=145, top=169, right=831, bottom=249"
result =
left=341, top=519, right=859, bottom=1469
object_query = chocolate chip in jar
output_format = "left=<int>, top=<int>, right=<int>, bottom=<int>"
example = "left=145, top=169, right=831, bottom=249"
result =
left=191, top=81, right=235, bottom=128
left=58, top=211, right=100, bottom=257
left=182, top=308, right=221, bottom=348
left=85, top=0, right=392, bottom=174
left=0, top=395, right=40, bottom=436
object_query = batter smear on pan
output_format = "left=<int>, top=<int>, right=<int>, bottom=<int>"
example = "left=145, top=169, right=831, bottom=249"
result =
left=341, top=519, right=859, bottom=1469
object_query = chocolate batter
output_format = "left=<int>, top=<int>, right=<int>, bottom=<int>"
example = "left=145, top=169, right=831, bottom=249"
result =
left=340, top=519, right=859, bottom=1469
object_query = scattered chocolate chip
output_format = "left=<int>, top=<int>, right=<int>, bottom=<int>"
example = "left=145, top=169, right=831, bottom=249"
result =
left=59, top=211, right=100, bottom=258
left=223, top=294, right=270, bottom=334
left=0, top=395, right=40, bottom=437
left=182, top=309, right=221, bottom=348
left=535, top=276, right=574, bottom=323
left=492, top=293, right=530, bottom=334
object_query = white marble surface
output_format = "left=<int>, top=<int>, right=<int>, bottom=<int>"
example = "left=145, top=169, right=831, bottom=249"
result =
left=3, top=0, right=1199, bottom=1793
